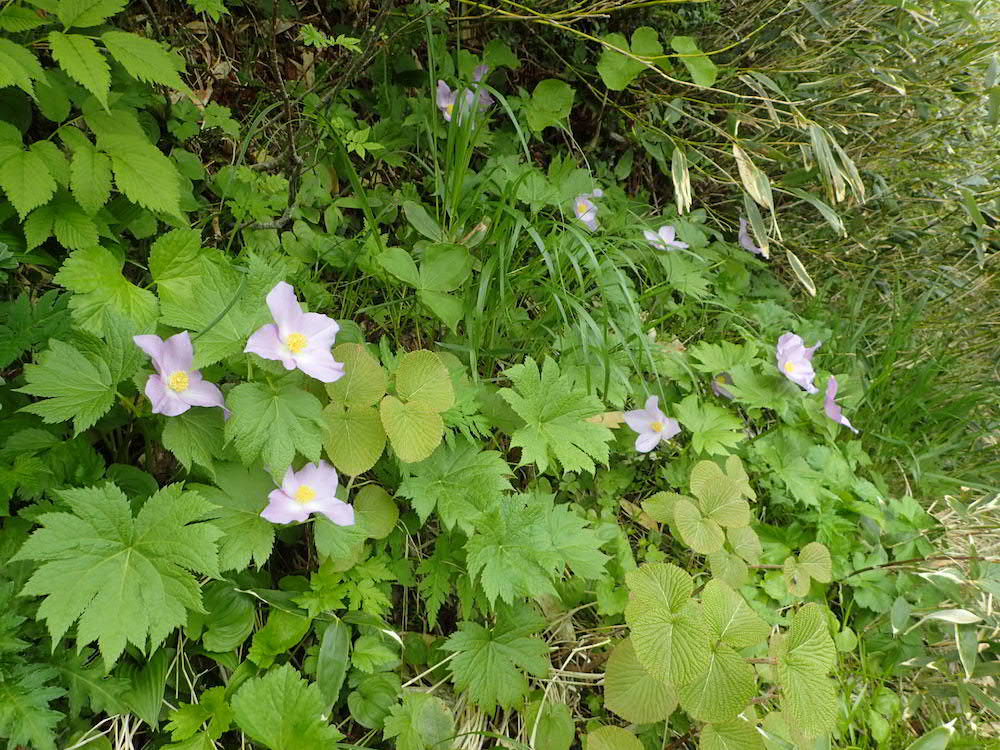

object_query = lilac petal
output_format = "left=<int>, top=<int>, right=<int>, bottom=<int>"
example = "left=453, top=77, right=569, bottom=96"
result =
left=574, top=197, right=595, bottom=220
left=179, top=375, right=226, bottom=410
left=294, top=350, right=346, bottom=383
left=824, top=376, right=859, bottom=433
left=145, top=374, right=190, bottom=417
left=315, top=498, right=355, bottom=526
left=644, top=229, right=663, bottom=249
left=158, top=331, right=194, bottom=375
left=660, top=418, right=681, bottom=441
left=436, top=81, right=455, bottom=120
left=293, top=461, right=339, bottom=498
left=261, top=489, right=310, bottom=524
left=635, top=431, right=662, bottom=453
left=297, top=311, right=340, bottom=343
left=266, top=282, right=303, bottom=336
left=739, top=218, right=764, bottom=256
left=711, top=373, right=735, bottom=400
left=245, top=323, right=296, bottom=369
left=591, top=188, right=604, bottom=198
left=669, top=238, right=690, bottom=250
left=133, top=335, right=166, bottom=373
left=472, top=64, right=489, bottom=82
left=660, top=225, right=676, bottom=243
left=279, top=465, right=298, bottom=497
left=581, top=215, right=599, bottom=231
left=623, top=408, right=651, bottom=433
left=643, top=395, right=660, bottom=416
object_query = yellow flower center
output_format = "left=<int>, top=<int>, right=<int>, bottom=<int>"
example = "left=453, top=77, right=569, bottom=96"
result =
left=651, top=421, right=664, bottom=433
left=286, top=333, right=308, bottom=354
left=783, top=362, right=796, bottom=373
left=577, top=201, right=588, bottom=215
left=167, top=370, right=189, bottom=392
left=293, top=485, right=316, bottom=503
left=446, top=103, right=454, bottom=116
left=716, top=375, right=727, bottom=385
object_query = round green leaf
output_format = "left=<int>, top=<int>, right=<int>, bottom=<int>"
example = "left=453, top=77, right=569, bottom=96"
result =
left=394, top=350, right=454, bottom=412
left=523, top=700, right=574, bottom=750
left=702, top=579, right=770, bottom=649
left=690, top=460, right=751, bottom=528
left=797, top=542, right=832, bottom=583
left=326, top=343, right=386, bottom=407
left=782, top=557, right=811, bottom=597
left=586, top=726, right=643, bottom=750
left=679, top=641, right=756, bottom=723
left=419, top=243, right=472, bottom=292
left=322, top=403, right=386, bottom=476
left=604, top=639, right=677, bottom=724
left=642, top=491, right=687, bottom=524
left=380, top=395, right=443, bottom=463
left=708, top=550, right=749, bottom=589
left=353, top=485, right=398, bottom=540
left=628, top=598, right=709, bottom=687
left=727, top=526, right=762, bottom=565
left=775, top=603, right=837, bottom=736
left=700, top=719, right=765, bottom=750
left=674, top=497, right=725, bottom=554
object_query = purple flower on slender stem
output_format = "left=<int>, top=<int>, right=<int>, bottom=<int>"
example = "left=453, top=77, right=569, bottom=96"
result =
left=823, top=376, right=859, bottom=434
left=261, top=461, right=355, bottom=525
left=436, top=66, right=493, bottom=123
left=710, top=373, right=735, bottom=399
left=644, top=225, right=689, bottom=251
left=133, top=331, right=227, bottom=417
left=245, top=282, right=345, bottom=383
left=574, top=189, right=603, bottom=231
left=776, top=332, right=821, bottom=394
left=738, top=218, right=765, bottom=257
left=623, top=395, right=681, bottom=453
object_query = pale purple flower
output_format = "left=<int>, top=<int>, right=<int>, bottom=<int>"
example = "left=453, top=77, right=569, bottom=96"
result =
left=776, top=332, right=820, bottom=394
left=261, top=461, right=355, bottom=525
left=573, top=189, right=603, bottom=231
left=245, top=282, right=345, bottom=383
left=644, top=225, right=689, bottom=251
left=436, top=66, right=493, bottom=123
left=133, top=331, right=227, bottom=417
left=738, top=218, right=765, bottom=257
left=823, top=376, right=858, bottom=434
left=623, top=395, right=681, bottom=453
left=710, top=372, right=734, bottom=400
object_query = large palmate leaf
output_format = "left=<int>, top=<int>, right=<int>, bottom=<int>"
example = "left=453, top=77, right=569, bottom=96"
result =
left=674, top=395, right=745, bottom=456
left=13, top=484, right=221, bottom=665
left=162, top=408, right=226, bottom=476
left=0, top=665, right=65, bottom=750
left=701, top=579, right=770, bottom=649
left=442, top=610, right=549, bottom=713
left=678, top=641, right=756, bottom=723
left=394, top=350, right=454, bottom=412
left=774, top=604, right=837, bottom=736
left=625, top=563, right=708, bottom=685
left=499, top=357, right=612, bottom=475
left=382, top=691, right=455, bottom=750
left=701, top=719, right=765, bottom=750
left=603, top=639, right=677, bottom=724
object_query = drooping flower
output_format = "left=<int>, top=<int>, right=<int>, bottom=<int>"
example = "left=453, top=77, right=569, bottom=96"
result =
left=738, top=218, right=765, bottom=257
left=133, top=331, right=227, bottom=417
left=623, top=395, right=681, bottom=453
left=710, top=372, right=735, bottom=400
left=644, top=225, right=689, bottom=251
left=261, top=461, right=355, bottom=525
left=245, top=282, right=345, bottom=383
left=573, top=189, right=604, bottom=231
left=436, top=65, right=493, bottom=123
left=823, top=376, right=859, bottom=434
left=776, top=332, right=820, bottom=394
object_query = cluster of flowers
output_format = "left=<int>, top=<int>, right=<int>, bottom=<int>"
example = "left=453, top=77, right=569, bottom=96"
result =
left=623, top=332, right=858, bottom=454
left=134, top=282, right=354, bottom=528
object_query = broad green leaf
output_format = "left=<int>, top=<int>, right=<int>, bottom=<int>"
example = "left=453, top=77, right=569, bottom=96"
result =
left=313, top=516, right=366, bottom=563
left=401, top=201, right=442, bottom=242
left=378, top=248, right=420, bottom=287
left=419, top=289, right=464, bottom=332
left=17, top=339, right=114, bottom=433
left=35, top=69, right=72, bottom=122
left=525, top=79, right=574, bottom=132
left=625, top=563, right=708, bottom=685
left=53, top=245, right=158, bottom=334
left=248, top=610, right=310, bottom=668
left=586, top=726, right=643, bottom=750
left=58, top=0, right=128, bottom=28
left=0, top=37, right=45, bottom=96
left=326, top=343, right=386, bottom=408
left=732, top=144, right=773, bottom=210
left=670, top=35, right=718, bottom=87
left=674, top=395, right=745, bottom=455
left=48, top=31, right=110, bottom=108
left=322, top=403, right=386, bottom=476
left=380, top=395, right=443, bottom=464
left=99, top=133, right=181, bottom=216
left=642, top=491, right=686, bottom=524
left=0, top=665, right=64, bottom=750
left=51, top=194, right=98, bottom=250
left=782, top=557, right=811, bottom=597
left=13, top=484, right=221, bottom=665
left=774, top=604, right=837, bottom=736
left=727, top=526, right=762, bottom=565
left=186, top=583, right=254, bottom=654
left=353, top=485, right=397, bottom=540
left=395, top=350, right=454, bottom=411
left=161, top=406, right=225, bottom=475
left=316, top=620, right=351, bottom=708
left=419, top=244, right=471, bottom=293
left=596, top=27, right=662, bottom=91
left=189, top=463, right=275, bottom=572
left=701, top=719, right=765, bottom=750
left=224, top=381, right=326, bottom=475
left=603, top=639, right=677, bottom=724
left=347, top=672, right=400, bottom=730
left=29, top=141, right=69, bottom=187
left=690, top=458, right=753, bottom=527
left=231, top=665, right=342, bottom=750
left=382, top=692, right=455, bottom=750
left=674, top=496, right=725, bottom=554
left=148, top=228, right=209, bottom=304
left=522, top=700, right=573, bottom=750
left=101, top=31, right=186, bottom=91
left=905, top=722, right=956, bottom=750
left=797, top=542, right=832, bottom=583
left=678, top=641, right=756, bottom=723
left=441, top=610, right=549, bottom=713
left=702, top=580, right=770, bottom=649
left=0, top=147, right=56, bottom=219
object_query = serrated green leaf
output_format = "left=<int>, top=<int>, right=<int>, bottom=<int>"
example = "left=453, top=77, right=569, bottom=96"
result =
left=701, top=719, right=765, bottom=750
left=0, top=38, right=45, bottom=96
left=161, top=403, right=225, bottom=475
left=395, top=350, right=454, bottom=412
left=0, top=5, right=49, bottom=33
left=59, top=0, right=127, bottom=28
left=186, top=584, right=254, bottom=654
left=0, top=147, right=56, bottom=219
left=248, top=610, right=310, bottom=668
left=0, top=665, right=65, bottom=750
left=48, top=31, right=110, bottom=108
left=99, top=133, right=181, bottom=216
left=101, top=31, right=186, bottom=91
left=231, top=664, right=342, bottom=750
left=380, top=395, right=443, bottom=464
left=674, top=496, right=725, bottom=554
left=382, top=691, right=455, bottom=750
left=51, top=194, right=98, bottom=249
left=797, top=542, right=832, bottom=583
left=326, top=343, right=386, bottom=408
left=775, top=604, right=837, bottom=736
left=702, top=579, right=770, bottom=649
left=189, top=463, right=275, bottom=572
left=224, top=381, right=325, bottom=475
left=586, top=726, right=644, bottom=750
left=679, top=641, right=756, bottom=723
left=29, top=141, right=69, bottom=187
left=17, top=339, right=114, bottom=433
left=70, top=145, right=112, bottom=214
left=674, top=395, right=745, bottom=455
left=322, top=403, right=386, bottom=476
left=604, top=639, right=677, bottom=724
left=625, top=563, right=708, bottom=685
left=13, top=484, right=221, bottom=665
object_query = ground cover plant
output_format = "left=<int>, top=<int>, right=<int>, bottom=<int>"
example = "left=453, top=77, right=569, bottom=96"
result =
left=0, top=1, right=997, bottom=749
